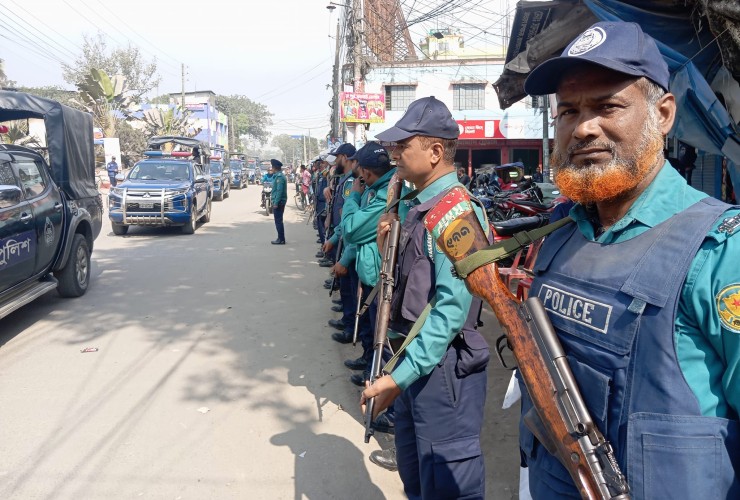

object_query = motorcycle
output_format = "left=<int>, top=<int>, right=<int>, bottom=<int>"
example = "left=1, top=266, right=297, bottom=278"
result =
left=489, top=181, right=568, bottom=221
left=261, top=181, right=273, bottom=216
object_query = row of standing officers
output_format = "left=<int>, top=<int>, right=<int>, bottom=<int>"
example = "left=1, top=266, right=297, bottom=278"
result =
left=302, top=20, right=738, bottom=500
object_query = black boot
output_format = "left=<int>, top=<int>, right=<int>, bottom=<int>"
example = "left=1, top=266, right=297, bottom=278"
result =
left=369, top=448, right=397, bottom=471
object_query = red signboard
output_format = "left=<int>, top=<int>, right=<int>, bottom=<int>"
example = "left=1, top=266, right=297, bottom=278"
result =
left=340, top=92, right=385, bottom=123
left=456, top=120, right=505, bottom=139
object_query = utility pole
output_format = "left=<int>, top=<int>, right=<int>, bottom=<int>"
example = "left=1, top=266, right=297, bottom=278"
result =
left=181, top=63, right=186, bottom=109
left=331, top=22, right=341, bottom=144
left=351, top=0, right=366, bottom=148
left=302, top=133, right=307, bottom=165
left=542, top=96, right=550, bottom=182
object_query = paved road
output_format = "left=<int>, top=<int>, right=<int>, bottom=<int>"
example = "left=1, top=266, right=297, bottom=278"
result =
left=0, top=184, right=520, bottom=499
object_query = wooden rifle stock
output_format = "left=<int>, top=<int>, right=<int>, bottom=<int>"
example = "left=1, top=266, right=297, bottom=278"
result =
left=364, top=174, right=403, bottom=443
left=422, top=187, right=630, bottom=500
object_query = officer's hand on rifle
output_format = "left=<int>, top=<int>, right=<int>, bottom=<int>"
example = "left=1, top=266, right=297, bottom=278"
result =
left=324, top=187, right=333, bottom=201
left=322, top=240, right=334, bottom=254
left=377, top=212, right=399, bottom=251
left=360, top=375, right=401, bottom=420
left=332, top=262, right=348, bottom=278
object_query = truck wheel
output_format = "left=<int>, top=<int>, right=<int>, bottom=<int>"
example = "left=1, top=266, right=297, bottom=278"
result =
left=182, top=205, right=197, bottom=234
left=200, top=198, right=212, bottom=223
left=55, top=234, right=91, bottom=298
left=112, top=223, right=129, bottom=235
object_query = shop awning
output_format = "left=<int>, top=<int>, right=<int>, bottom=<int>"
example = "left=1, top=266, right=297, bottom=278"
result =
left=494, top=0, right=740, bottom=167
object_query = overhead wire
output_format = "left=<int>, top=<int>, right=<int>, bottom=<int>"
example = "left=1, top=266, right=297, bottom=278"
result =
left=0, top=26, right=69, bottom=65
left=88, top=0, right=182, bottom=73
left=0, top=3, right=78, bottom=61
left=7, top=0, right=85, bottom=53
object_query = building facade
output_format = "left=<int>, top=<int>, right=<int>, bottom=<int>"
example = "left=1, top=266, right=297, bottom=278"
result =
left=170, top=91, right=229, bottom=150
left=362, top=32, right=553, bottom=178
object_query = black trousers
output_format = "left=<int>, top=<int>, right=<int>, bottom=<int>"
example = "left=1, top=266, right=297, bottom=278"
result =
left=273, top=202, right=286, bottom=241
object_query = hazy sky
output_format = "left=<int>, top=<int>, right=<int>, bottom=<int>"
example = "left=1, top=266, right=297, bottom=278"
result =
left=1, top=0, right=344, bottom=137
left=1, top=0, right=515, bottom=139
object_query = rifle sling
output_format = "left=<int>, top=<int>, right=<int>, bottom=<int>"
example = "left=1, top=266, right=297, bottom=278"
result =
left=357, top=281, right=380, bottom=316
left=383, top=299, right=436, bottom=374
left=453, top=217, right=574, bottom=279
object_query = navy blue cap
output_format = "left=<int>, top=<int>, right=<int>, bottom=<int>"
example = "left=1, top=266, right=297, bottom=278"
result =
left=375, top=96, right=459, bottom=142
left=524, top=21, right=670, bottom=96
left=333, top=143, right=357, bottom=157
left=349, top=141, right=390, bottom=170
left=270, top=158, right=283, bottom=169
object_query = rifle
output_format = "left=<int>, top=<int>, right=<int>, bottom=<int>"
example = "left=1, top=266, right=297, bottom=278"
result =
left=352, top=283, right=363, bottom=346
left=328, top=237, right=343, bottom=297
left=364, top=174, right=403, bottom=443
left=422, top=186, right=630, bottom=500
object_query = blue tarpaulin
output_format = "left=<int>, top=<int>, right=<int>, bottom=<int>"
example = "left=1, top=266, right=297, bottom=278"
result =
left=585, top=0, right=740, bottom=167
left=494, top=0, right=740, bottom=193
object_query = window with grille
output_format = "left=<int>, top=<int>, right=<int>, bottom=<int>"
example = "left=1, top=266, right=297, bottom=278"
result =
left=453, top=84, right=485, bottom=110
left=385, top=85, right=415, bottom=111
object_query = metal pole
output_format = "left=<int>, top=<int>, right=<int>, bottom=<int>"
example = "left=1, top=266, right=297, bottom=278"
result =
left=332, top=22, right=341, bottom=143
left=181, top=63, right=186, bottom=109
left=353, top=0, right=366, bottom=148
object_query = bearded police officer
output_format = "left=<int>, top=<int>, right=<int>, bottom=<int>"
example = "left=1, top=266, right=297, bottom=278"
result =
left=361, top=97, right=490, bottom=499
left=520, top=21, right=739, bottom=499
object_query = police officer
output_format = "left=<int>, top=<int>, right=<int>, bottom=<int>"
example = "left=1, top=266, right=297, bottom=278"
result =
left=323, top=144, right=359, bottom=335
left=315, top=158, right=331, bottom=248
left=361, top=97, right=490, bottom=499
left=269, top=159, right=287, bottom=245
left=341, top=142, right=399, bottom=460
left=107, top=155, right=119, bottom=187
left=519, top=21, right=740, bottom=498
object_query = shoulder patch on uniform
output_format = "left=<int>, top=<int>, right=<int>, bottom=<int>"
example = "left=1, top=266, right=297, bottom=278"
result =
left=718, top=214, right=740, bottom=235
left=343, top=182, right=352, bottom=198
left=717, top=284, right=740, bottom=333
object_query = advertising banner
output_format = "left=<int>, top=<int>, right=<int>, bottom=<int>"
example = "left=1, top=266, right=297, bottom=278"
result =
left=340, top=92, right=385, bottom=123
left=456, top=120, right=506, bottom=139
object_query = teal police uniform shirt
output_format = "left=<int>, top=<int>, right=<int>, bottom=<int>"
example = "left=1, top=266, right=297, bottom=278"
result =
left=568, top=162, right=740, bottom=418
left=342, top=168, right=397, bottom=287
left=390, top=171, right=487, bottom=390
left=330, top=174, right=357, bottom=268
left=270, top=171, right=287, bottom=205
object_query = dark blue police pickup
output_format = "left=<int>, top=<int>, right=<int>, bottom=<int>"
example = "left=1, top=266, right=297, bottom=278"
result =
left=107, top=137, right=213, bottom=235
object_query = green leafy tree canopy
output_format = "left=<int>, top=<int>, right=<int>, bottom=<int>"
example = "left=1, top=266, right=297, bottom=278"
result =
left=215, top=94, right=273, bottom=148
left=62, top=33, right=160, bottom=103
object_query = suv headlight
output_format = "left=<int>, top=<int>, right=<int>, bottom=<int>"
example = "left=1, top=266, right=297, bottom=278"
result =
left=110, top=187, right=125, bottom=197
left=167, top=187, right=190, bottom=195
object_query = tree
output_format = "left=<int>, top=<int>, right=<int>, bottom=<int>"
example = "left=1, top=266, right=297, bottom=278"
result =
left=71, top=68, right=134, bottom=139
left=271, top=134, right=306, bottom=166
left=215, top=94, right=273, bottom=149
left=0, top=59, right=17, bottom=89
left=116, top=121, right=148, bottom=168
left=62, top=33, right=160, bottom=103
left=0, top=120, right=41, bottom=147
left=140, top=106, right=200, bottom=138
left=16, top=85, right=76, bottom=106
